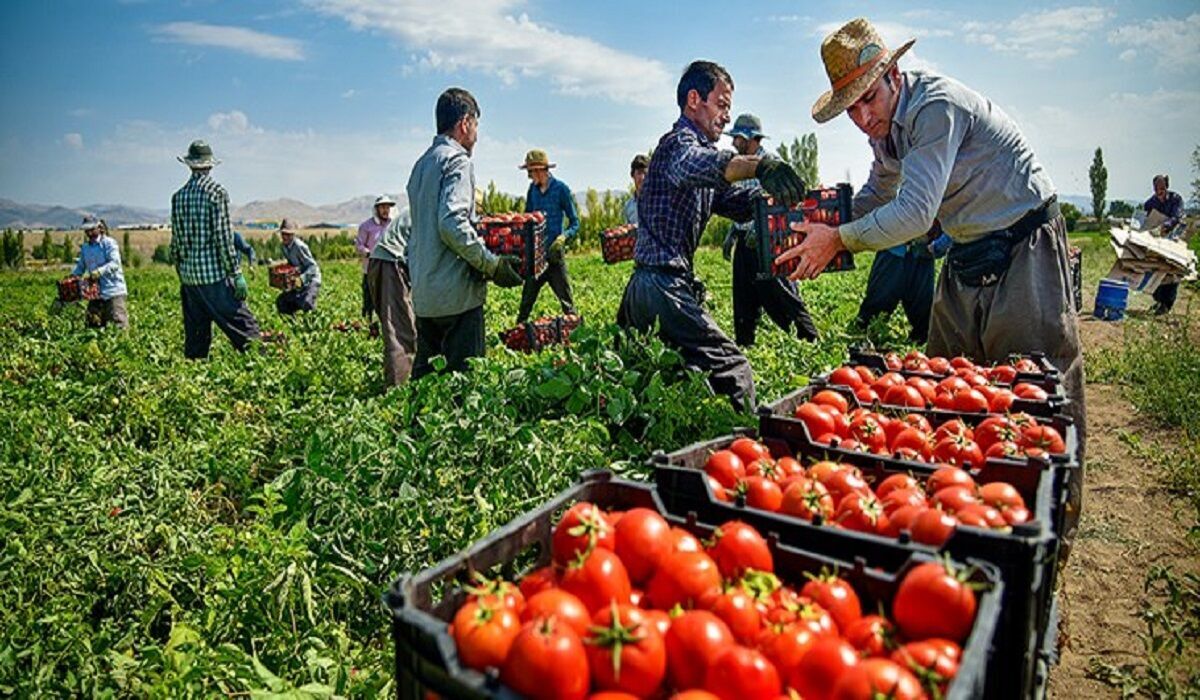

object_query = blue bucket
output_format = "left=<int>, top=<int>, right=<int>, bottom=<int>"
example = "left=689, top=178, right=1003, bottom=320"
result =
left=1094, top=279, right=1129, bottom=320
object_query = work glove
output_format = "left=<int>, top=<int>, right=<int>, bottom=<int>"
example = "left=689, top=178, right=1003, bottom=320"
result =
left=86, top=270, right=101, bottom=281
left=722, top=229, right=736, bottom=261
left=548, top=237, right=565, bottom=263
left=232, top=273, right=249, bottom=301
left=755, top=157, right=805, bottom=209
left=492, top=255, right=524, bottom=288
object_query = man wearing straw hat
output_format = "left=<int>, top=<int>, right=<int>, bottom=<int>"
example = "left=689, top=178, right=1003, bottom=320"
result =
left=276, top=219, right=321, bottom=315
left=516, top=148, right=579, bottom=324
left=72, top=216, right=129, bottom=329
left=356, top=194, right=394, bottom=322
left=170, top=140, right=261, bottom=358
left=778, top=18, right=1085, bottom=543
left=722, top=113, right=818, bottom=347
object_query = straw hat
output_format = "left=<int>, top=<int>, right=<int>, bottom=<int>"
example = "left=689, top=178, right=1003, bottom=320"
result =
left=812, top=18, right=915, bottom=124
left=278, top=218, right=299, bottom=235
left=518, top=149, right=556, bottom=170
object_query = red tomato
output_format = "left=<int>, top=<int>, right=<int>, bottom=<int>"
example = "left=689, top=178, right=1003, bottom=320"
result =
left=879, top=488, right=927, bottom=517
left=665, top=610, right=735, bottom=690
left=926, top=465, right=976, bottom=494
left=465, top=577, right=525, bottom=614
left=876, top=473, right=920, bottom=500
left=843, top=614, right=895, bottom=658
left=669, top=692, right=721, bottom=700
left=559, top=547, right=632, bottom=614
left=756, top=622, right=820, bottom=682
left=951, top=388, right=989, bottom=413
left=978, top=481, right=1026, bottom=511
left=552, top=502, right=615, bottom=566
left=1013, top=382, right=1049, bottom=401
left=741, top=476, right=784, bottom=512
left=889, top=427, right=932, bottom=459
left=796, top=402, right=837, bottom=441
left=906, top=377, right=939, bottom=404
left=614, top=507, right=672, bottom=584
left=788, top=637, right=860, bottom=700
left=927, top=356, right=951, bottom=375
left=935, top=376, right=970, bottom=396
left=902, top=413, right=933, bottom=433
left=708, top=520, right=775, bottom=578
left=519, top=565, right=558, bottom=600
left=704, top=646, right=782, bottom=700
left=585, top=603, right=667, bottom=696
left=854, top=385, right=880, bottom=404
left=988, top=364, right=1018, bottom=384
left=730, top=437, right=771, bottom=466
left=823, top=469, right=871, bottom=505
left=451, top=599, right=521, bottom=672
left=705, top=450, right=746, bottom=490
left=706, top=587, right=762, bottom=643
left=884, top=352, right=903, bottom=370
left=645, top=550, right=722, bottom=610
left=836, top=493, right=891, bottom=535
left=830, top=658, right=925, bottom=700
left=801, top=572, right=862, bottom=633
left=849, top=415, right=888, bottom=452
left=829, top=367, right=865, bottom=389
left=522, top=589, right=591, bottom=639
left=501, top=616, right=590, bottom=700
left=956, top=502, right=1008, bottom=529
left=1003, top=505, right=1032, bottom=525
left=707, top=474, right=732, bottom=502
left=854, top=366, right=877, bottom=384
left=781, top=479, right=835, bottom=522
left=884, top=384, right=926, bottom=409
left=1021, top=425, right=1066, bottom=454
left=932, top=435, right=985, bottom=468
left=671, top=527, right=702, bottom=553
left=886, top=505, right=926, bottom=537
left=813, top=389, right=851, bottom=414
left=808, top=460, right=847, bottom=484
left=893, top=561, right=978, bottom=643
left=985, top=440, right=1023, bottom=460
left=891, top=639, right=961, bottom=695
left=903, top=356, right=931, bottom=373
left=930, top=485, right=980, bottom=513
left=949, top=356, right=974, bottom=370
left=775, top=455, right=805, bottom=481
left=933, top=419, right=973, bottom=442
left=974, top=416, right=1018, bottom=450
left=873, top=372, right=905, bottom=391
left=988, top=389, right=1017, bottom=413
left=910, top=508, right=958, bottom=546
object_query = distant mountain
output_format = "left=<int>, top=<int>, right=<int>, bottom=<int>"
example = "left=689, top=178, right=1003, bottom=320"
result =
left=231, top=193, right=407, bottom=227
left=0, top=198, right=168, bottom=229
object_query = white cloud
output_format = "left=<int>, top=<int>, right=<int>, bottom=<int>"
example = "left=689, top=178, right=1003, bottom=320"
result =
left=1109, top=13, right=1200, bottom=71
left=1119, top=49, right=1137, bottom=62
left=151, top=21, right=305, bottom=61
left=341, top=89, right=357, bottom=99
left=962, top=6, right=1111, bottom=61
left=69, top=107, right=94, bottom=118
left=207, top=110, right=260, bottom=135
left=62, top=133, right=84, bottom=150
left=305, top=0, right=671, bottom=105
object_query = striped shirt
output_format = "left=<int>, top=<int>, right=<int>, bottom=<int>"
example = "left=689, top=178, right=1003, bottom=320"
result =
left=169, top=170, right=240, bottom=286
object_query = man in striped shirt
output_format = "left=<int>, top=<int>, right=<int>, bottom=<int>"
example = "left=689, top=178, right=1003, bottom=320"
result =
left=169, top=140, right=261, bottom=358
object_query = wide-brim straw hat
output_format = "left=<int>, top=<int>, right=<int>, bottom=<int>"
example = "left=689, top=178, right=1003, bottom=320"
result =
left=177, top=139, right=221, bottom=167
left=812, top=18, right=915, bottom=124
left=518, top=148, right=556, bottom=170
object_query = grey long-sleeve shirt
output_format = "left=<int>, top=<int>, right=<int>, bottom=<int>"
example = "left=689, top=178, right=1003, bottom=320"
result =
left=406, top=135, right=499, bottom=318
left=841, top=70, right=1055, bottom=253
left=282, top=237, right=321, bottom=286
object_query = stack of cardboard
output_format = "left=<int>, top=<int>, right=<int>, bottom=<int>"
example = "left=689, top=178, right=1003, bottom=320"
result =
left=1106, top=210, right=1196, bottom=294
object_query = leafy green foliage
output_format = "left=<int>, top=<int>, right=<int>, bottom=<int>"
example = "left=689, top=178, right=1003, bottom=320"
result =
left=1061, top=201, right=1082, bottom=232
left=776, top=133, right=820, bottom=189
left=1090, top=147, right=1108, bottom=221
left=1108, top=200, right=1134, bottom=219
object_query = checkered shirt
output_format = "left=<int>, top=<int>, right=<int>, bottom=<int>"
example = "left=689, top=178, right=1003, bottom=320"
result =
left=170, top=171, right=239, bottom=286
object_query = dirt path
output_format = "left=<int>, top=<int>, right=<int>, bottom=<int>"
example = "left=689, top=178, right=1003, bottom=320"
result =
left=1048, top=313, right=1199, bottom=697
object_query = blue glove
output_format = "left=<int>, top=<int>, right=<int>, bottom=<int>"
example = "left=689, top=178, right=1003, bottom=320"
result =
left=929, top=233, right=953, bottom=259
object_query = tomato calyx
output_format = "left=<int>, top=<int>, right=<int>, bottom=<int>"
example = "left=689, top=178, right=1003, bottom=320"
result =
left=934, top=554, right=985, bottom=592
left=738, top=569, right=782, bottom=603
left=585, top=600, right=648, bottom=681
left=465, top=572, right=515, bottom=599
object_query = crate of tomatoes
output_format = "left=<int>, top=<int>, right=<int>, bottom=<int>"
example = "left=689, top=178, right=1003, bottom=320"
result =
left=57, top=275, right=100, bottom=303
left=752, top=185, right=856, bottom=281
left=849, top=347, right=1062, bottom=389
left=499, top=314, right=582, bottom=353
left=387, top=470, right=1002, bottom=700
left=477, top=212, right=547, bottom=279
left=269, top=263, right=302, bottom=291
left=600, top=224, right=637, bottom=264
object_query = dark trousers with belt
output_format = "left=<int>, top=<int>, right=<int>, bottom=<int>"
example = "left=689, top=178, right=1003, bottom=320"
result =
left=181, top=280, right=261, bottom=359
left=517, top=247, right=575, bottom=323
left=412, top=305, right=485, bottom=380
left=731, top=233, right=818, bottom=346
left=856, top=249, right=935, bottom=343
left=617, top=265, right=756, bottom=412
left=276, top=282, right=320, bottom=315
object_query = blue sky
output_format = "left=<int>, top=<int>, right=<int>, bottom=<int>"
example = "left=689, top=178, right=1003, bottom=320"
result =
left=1, top=0, right=1197, bottom=209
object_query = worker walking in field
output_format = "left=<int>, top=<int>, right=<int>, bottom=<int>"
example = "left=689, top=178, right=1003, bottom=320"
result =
left=623, top=154, right=649, bottom=226
left=616, top=60, right=806, bottom=411
left=169, top=140, right=261, bottom=358
left=1142, top=174, right=1186, bottom=315
left=356, top=194, right=394, bottom=321
left=854, top=219, right=951, bottom=344
left=72, top=216, right=129, bottom=329
left=407, top=88, right=523, bottom=378
left=276, top=219, right=321, bottom=315
left=779, top=18, right=1086, bottom=546
left=722, top=114, right=819, bottom=346
left=516, top=149, right=579, bottom=324
left=368, top=204, right=417, bottom=386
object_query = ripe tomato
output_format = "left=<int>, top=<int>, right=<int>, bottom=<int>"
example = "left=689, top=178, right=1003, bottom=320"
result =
left=823, top=468, right=871, bottom=505
left=854, top=365, right=877, bottom=384
left=559, top=547, right=632, bottom=614
left=988, top=364, right=1018, bottom=384
left=704, top=646, right=782, bottom=700
left=788, top=636, right=860, bottom=700
left=883, top=384, right=926, bottom=409
left=796, top=402, right=837, bottom=440
left=708, top=520, right=774, bottom=578
left=451, top=599, right=521, bottom=671
left=880, top=488, right=926, bottom=517
left=1021, top=425, right=1066, bottom=454
left=932, top=435, right=985, bottom=468
left=775, top=455, right=805, bottom=481
left=951, top=388, right=989, bottom=413
left=745, top=457, right=781, bottom=482
left=854, top=385, right=880, bottom=404
left=891, top=639, right=961, bottom=695
left=586, top=603, right=667, bottom=696
left=522, top=589, right=591, bottom=638
left=813, top=389, right=851, bottom=414
left=873, top=371, right=905, bottom=391
left=1013, top=382, right=1049, bottom=401
left=669, top=692, right=721, bottom=700
left=901, top=413, right=933, bottom=433
left=876, top=473, right=920, bottom=500
left=756, top=622, right=820, bottom=681
left=1003, top=504, right=1032, bottom=525
left=926, top=465, right=976, bottom=494
left=828, top=366, right=865, bottom=388
left=830, top=658, right=925, bottom=700
left=645, top=550, right=722, bottom=610
left=836, top=493, right=890, bottom=535
left=893, top=561, right=978, bottom=643
left=978, top=481, right=1026, bottom=511
left=614, top=507, right=673, bottom=584
left=927, top=356, right=951, bottom=374
left=740, top=476, right=783, bottom=512
left=705, top=450, right=746, bottom=490
left=884, top=352, right=903, bottom=370
left=465, top=577, right=526, bottom=615
left=949, top=356, right=974, bottom=370
left=985, top=440, right=1022, bottom=460
left=890, top=427, right=932, bottom=459
left=707, top=474, right=732, bottom=502
left=933, top=419, right=973, bottom=442
left=935, top=376, right=970, bottom=396
left=801, top=571, right=862, bottom=632
left=665, top=610, right=735, bottom=690
left=552, top=502, right=615, bottom=566
left=501, top=616, right=589, bottom=700
left=988, top=389, right=1016, bottom=413
left=955, top=502, right=1007, bottom=529
left=705, top=586, right=762, bottom=643
left=730, top=437, right=771, bottom=466
left=930, top=485, right=980, bottom=513
left=974, top=416, right=1018, bottom=450
left=670, top=527, right=702, bottom=553
left=519, top=565, right=558, bottom=599
left=843, top=614, right=895, bottom=658
left=886, top=505, right=926, bottom=537
left=910, top=508, right=958, bottom=546
left=781, top=479, right=835, bottom=522
left=849, top=415, right=887, bottom=452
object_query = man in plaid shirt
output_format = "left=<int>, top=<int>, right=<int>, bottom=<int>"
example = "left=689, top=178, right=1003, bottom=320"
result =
left=617, top=60, right=805, bottom=411
left=170, top=140, right=261, bottom=358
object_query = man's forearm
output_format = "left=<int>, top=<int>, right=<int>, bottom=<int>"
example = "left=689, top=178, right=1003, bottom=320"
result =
left=724, top=155, right=760, bottom=183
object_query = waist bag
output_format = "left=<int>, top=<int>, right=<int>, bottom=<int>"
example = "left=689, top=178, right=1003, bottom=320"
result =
left=947, top=197, right=1060, bottom=287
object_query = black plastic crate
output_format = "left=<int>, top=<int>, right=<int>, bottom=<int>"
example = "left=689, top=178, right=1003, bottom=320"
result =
left=653, top=429, right=1055, bottom=700
left=1069, top=247, right=1083, bottom=313
left=386, top=470, right=1002, bottom=700
left=600, top=224, right=637, bottom=264
left=848, top=346, right=1062, bottom=387
left=476, top=214, right=547, bottom=280
left=752, top=185, right=856, bottom=281
left=498, top=314, right=582, bottom=353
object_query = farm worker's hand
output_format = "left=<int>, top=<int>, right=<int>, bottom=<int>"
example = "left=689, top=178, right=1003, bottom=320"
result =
left=86, top=270, right=101, bottom=281
left=755, top=158, right=805, bottom=209
left=492, top=256, right=524, bottom=288
left=232, top=273, right=249, bottom=301
left=548, top=237, right=565, bottom=263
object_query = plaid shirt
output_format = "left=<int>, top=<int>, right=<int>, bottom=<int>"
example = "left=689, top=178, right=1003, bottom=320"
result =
left=634, top=116, right=757, bottom=271
left=170, top=171, right=239, bottom=286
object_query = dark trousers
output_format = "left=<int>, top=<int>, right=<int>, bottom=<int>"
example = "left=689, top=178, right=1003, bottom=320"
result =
left=86, top=295, right=129, bottom=329
left=276, top=283, right=320, bottom=315
left=516, top=250, right=575, bottom=323
left=1153, top=281, right=1179, bottom=311
left=361, top=274, right=375, bottom=318
left=856, top=250, right=936, bottom=343
left=412, top=306, right=485, bottom=380
left=617, top=266, right=755, bottom=412
left=181, top=281, right=261, bottom=359
left=731, top=234, right=818, bottom=346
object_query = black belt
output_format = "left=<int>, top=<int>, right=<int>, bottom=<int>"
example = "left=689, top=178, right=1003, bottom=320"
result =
left=633, top=261, right=708, bottom=303
left=946, top=196, right=1061, bottom=287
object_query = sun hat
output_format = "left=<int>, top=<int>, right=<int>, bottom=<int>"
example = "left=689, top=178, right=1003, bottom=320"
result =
left=812, top=17, right=915, bottom=124
left=177, top=139, right=221, bottom=168
left=81, top=215, right=102, bottom=232
left=374, top=194, right=396, bottom=207
left=726, top=113, right=767, bottom=140
left=518, top=149, right=556, bottom=170
left=279, top=218, right=299, bottom=235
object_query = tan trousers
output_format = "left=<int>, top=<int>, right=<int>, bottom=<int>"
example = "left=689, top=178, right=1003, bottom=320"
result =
left=928, top=215, right=1086, bottom=548
left=367, top=259, right=417, bottom=387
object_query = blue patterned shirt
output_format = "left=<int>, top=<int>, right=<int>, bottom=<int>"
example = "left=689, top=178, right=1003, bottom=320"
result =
left=72, top=235, right=127, bottom=300
left=169, top=171, right=240, bottom=286
left=525, top=176, right=579, bottom=246
left=634, top=116, right=756, bottom=271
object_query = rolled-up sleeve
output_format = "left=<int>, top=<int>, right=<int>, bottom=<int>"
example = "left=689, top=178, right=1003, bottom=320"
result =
left=840, top=101, right=966, bottom=252
left=438, top=154, right=497, bottom=276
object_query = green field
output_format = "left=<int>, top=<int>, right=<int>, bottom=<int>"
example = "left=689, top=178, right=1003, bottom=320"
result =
left=0, top=237, right=1128, bottom=695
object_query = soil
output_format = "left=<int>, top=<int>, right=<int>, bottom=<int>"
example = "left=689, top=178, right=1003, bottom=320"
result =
left=1048, top=300, right=1199, bottom=697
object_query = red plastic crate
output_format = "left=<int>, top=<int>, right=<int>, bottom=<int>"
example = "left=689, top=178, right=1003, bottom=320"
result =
left=600, top=224, right=637, bottom=264
left=269, top=264, right=301, bottom=290
left=476, top=212, right=547, bottom=279
left=753, top=184, right=856, bottom=280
